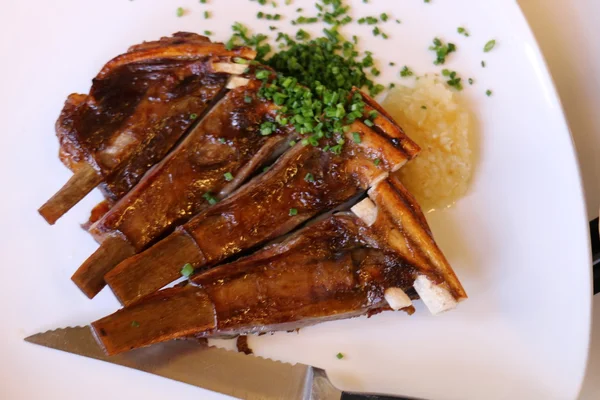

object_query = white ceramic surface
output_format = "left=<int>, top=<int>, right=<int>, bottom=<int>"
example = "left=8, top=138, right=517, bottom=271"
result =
left=0, top=1, right=591, bottom=399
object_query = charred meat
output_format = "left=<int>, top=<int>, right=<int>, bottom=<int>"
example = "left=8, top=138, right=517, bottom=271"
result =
left=39, top=33, right=256, bottom=224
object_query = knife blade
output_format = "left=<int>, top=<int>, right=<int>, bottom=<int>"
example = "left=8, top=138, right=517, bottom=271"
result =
left=24, top=326, right=416, bottom=400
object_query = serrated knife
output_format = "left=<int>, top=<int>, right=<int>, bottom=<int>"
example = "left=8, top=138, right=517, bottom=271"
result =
left=24, top=326, right=418, bottom=400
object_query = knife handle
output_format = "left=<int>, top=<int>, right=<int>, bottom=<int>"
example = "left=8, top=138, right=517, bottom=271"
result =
left=590, top=217, right=600, bottom=295
left=341, top=392, right=422, bottom=400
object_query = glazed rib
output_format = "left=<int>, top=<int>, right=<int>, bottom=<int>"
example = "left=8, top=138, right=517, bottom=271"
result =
left=39, top=33, right=256, bottom=224
left=92, top=176, right=466, bottom=356
left=72, top=77, right=295, bottom=298
left=105, top=90, right=420, bottom=306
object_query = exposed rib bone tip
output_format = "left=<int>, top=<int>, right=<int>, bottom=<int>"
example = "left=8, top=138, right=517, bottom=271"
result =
left=212, top=62, right=248, bottom=75
left=351, top=198, right=378, bottom=226
left=413, top=275, right=457, bottom=315
left=226, top=76, right=250, bottom=89
left=384, top=287, right=412, bottom=311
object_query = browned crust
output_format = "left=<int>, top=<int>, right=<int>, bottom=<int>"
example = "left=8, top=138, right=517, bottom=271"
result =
left=353, top=87, right=421, bottom=160
left=91, top=284, right=216, bottom=355
left=368, top=175, right=467, bottom=301
left=98, top=42, right=256, bottom=79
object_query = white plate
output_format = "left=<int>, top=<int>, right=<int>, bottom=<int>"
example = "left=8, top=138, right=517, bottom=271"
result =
left=0, top=0, right=591, bottom=399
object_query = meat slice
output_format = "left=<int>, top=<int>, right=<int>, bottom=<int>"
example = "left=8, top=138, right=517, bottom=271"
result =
left=92, top=176, right=466, bottom=356
left=39, top=33, right=256, bottom=224
left=105, top=91, right=420, bottom=306
left=72, top=78, right=294, bottom=298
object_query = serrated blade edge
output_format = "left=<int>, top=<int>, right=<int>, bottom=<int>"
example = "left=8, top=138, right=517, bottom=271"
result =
left=25, top=326, right=312, bottom=400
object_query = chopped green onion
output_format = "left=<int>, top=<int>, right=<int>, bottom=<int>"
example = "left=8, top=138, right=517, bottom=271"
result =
left=190, top=113, right=198, bottom=120
left=364, top=119, right=374, bottom=127
left=204, top=10, right=210, bottom=18
left=374, top=158, right=381, bottom=166
left=200, top=0, right=207, bottom=3
left=244, top=95, right=253, bottom=103
left=457, top=27, right=469, bottom=37
left=202, top=192, right=218, bottom=205
left=131, top=321, right=140, bottom=328
left=486, top=89, right=492, bottom=96
left=218, top=138, right=226, bottom=144
left=203, top=30, right=213, bottom=36
left=421, top=105, right=427, bottom=110
left=180, top=263, right=194, bottom=277
left=400, top=66, right=414, bottom=77
left=468, top=78, right=474, bottom=85
left=176, top=7, right=185, bottom=17
left=304, top=173, right=315, bottom=182
left=380, top=13, right=388, bottom=22
left=224, top=172, right=234, bottom=181
left=255, top=70, right=270, bottom=80
left=352, top=132, right=361, bottom=143
left=289, top=208, right=298, bottom=216
left=483, top=40, right=496, bottom=52
left=336, top=352, right=344, bottom=359
left=429, top=37, right=456, bottom=65
left=481, top=60, right=486, bottom=67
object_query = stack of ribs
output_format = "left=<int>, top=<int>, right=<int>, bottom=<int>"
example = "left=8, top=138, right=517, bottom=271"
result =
left=39, top=33, right=467, bottom=355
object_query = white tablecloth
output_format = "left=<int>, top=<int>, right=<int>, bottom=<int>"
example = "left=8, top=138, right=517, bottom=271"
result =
left=519, top=0, right=600, bottom=398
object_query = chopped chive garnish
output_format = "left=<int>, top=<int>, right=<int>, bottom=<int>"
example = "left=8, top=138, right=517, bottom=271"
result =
left=202, top=192, right=218, bottom=205
left=200, top=0, right=207, bottom=3
left=388, top=83, right=395, bottom=89
left=457, top=27, right=469, bottom=37
left=336, top=352, right=344, bottom=359
left=481, top=60, right=486, bottom=67
left=429, top=37, right=456, bottom=65
left=352, top=132, right=361, bottom=143
left=131, top=321, right=140, bottom=328
left=395, top=19, right=401, bottom=24
left=366, top=16, right=378, bottom=24
left=389, top=62, right=396, bottom=66
left=421, top=105, right=427, bottom=110
left=224, top=172, right=234, bottom=181
left=443, top=70, right=463, bottom=90
left=257, top=11, right=264, bottom=18
left=255, top=70, right=270, bottom=80
left=468, top=78, right=474, bottom=85
left=190, top=113, right=198, bottom=120
left=380, top=13, right=388, bottom=22
left=263, top=166, right=269, bottom=172
left=204, top=10, right=210, bottom=18
left=486, top=89, right=492, bottom=96
left=296, top=7, right=303, bottom=12
left=400, top=65, right=414, bottom=77
left=289, top=140, right=297, bottom=147
left=203, top=30, right=213, bottom=36
left=176, top=7, right=185, bottom=17
left=289, top=208, right=298, bottom=216
left=371, top=67, right=380, bottom=76
left=218, top=138, right=226, bottom=144
left=180, top=263, right=194, bottom=277
left=364, top=119, right=374, bottom=127
left=483, top=40, right=496, bottom=52
left=244, top=95, right=253, bottom=103
left=269, top=25, right=277, bottom=30
left=304, top=173, right=315, bottom=182
left=374, top=158, right=381, bottom=166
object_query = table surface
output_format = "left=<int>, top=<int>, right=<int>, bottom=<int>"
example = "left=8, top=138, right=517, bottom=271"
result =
left=518, top=0, right=600, bottom=398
